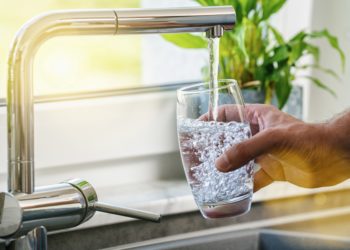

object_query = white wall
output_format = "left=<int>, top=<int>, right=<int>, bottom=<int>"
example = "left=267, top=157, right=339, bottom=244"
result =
left=307, top=0, right=350, bottom=122
left=271, top=0, right=314, bottom=39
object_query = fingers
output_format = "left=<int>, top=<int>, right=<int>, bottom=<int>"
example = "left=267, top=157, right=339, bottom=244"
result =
left=216, top=129, right=282, bottom=172
left=256, top=155, right=285, bottom=181
left=199, top=104, right=246, bottom=122
left=200, top=103, right=276, bottom=123
left=253, top=169, right=273, bottom=192
left=199, top=104, right=273, bottom=136
left=253, top=155, right=285, bottom=192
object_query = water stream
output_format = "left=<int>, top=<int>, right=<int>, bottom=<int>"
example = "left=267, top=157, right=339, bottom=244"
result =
left=208, top=37, right=220, bottom=121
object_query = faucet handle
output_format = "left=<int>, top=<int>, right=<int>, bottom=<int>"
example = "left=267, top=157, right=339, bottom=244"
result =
left=9, top=226, right=47, bottom=250
left=92, top=202, right=161, bottom=223
left=65, top=179, right=161, bottom=223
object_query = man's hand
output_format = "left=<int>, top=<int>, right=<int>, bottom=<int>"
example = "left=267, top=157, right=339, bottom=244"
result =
left=215, top=104, right=350, bottom=192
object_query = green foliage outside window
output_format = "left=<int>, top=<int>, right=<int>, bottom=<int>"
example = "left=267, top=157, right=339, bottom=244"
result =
left=163, top=0, right=345, bottom=108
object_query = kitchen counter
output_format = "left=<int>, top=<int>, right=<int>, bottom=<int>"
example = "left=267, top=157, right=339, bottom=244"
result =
left=59, top=178, right=350, bottom=231
left=47, top=183, right=350, bottom=250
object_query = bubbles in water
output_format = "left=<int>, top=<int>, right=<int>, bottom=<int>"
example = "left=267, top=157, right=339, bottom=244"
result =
left=178, top=118, right=253, bottom=205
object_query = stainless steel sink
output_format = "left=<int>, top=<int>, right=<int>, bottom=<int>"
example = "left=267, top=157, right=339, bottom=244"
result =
left=111, top=229, right=350, bottom=250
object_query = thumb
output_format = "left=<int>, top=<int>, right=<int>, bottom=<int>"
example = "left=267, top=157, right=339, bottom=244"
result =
left=216, top=129, right=281, bottom=172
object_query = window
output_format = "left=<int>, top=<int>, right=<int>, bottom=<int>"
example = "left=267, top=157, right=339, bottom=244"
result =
left=0, top=1, right=141, bottom=97
left=0, top=0, right=206, bottom=98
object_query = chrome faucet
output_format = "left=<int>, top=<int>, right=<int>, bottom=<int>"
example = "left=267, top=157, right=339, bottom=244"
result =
left=2, top=6, right=235, bottom=248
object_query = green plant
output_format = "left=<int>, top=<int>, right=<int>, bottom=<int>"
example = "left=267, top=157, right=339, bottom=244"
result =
left=163, top=0, right=345, bottom=108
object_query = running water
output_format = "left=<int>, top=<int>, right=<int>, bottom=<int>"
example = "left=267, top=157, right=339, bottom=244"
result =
left=208, top=37, right=220, bottom=121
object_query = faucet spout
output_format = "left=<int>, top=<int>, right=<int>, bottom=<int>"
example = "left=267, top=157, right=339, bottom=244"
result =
left=206, top=25, right=225, bottom=38
left=7, top=6, right=235, bottom=194
left=115, top=6, right=235, bottom=34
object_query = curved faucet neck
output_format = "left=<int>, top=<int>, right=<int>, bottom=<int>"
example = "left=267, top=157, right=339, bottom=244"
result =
left=7, top=10, right=117, bottom=194
left=7, top=7, right=235, bottom=194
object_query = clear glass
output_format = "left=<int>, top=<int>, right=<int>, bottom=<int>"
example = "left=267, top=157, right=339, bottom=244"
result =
left=177, top=79, right=254, bottom=219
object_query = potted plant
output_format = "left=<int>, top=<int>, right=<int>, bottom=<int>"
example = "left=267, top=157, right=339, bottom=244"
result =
left=163, top=0, right=345, bottom=109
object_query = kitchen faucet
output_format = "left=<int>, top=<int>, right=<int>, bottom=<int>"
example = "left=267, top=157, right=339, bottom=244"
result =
left=1, top=6, right=235, bottom=249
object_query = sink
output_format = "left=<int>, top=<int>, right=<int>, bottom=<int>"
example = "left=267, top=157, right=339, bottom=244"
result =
left=111, top=229, right=350, bottom=250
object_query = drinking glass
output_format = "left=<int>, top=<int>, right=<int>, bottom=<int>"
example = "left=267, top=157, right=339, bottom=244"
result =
left=177, top=79, right=254, bottom=219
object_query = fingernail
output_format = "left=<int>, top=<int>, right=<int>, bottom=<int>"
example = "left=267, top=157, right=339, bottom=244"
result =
left=215, top=154, right=231, bottom=172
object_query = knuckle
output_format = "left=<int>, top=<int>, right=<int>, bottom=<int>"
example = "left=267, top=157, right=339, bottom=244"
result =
left=232, top=143, right=249, bottom=161
left=269, top=105, right=279, bottom=112
left=265, top=128, right=284, bottom=142
left=263, top=128, right=275, bottom=137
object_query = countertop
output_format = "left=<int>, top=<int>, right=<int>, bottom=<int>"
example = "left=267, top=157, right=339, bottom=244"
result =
left=53, top=178, right=350, bottom=233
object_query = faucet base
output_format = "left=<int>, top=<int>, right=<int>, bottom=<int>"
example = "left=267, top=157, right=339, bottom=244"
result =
left=9, top=226, right=47, bottom=250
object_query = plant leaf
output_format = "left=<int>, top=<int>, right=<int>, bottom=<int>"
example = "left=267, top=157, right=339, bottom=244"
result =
left=303, top=75, right=337, bottom=97
left=268, top=25, right=285, bottom=44
left=261, top=0, right=286, bottom=20
left=287, top=31, right=308, bottom=64
left=162, top=34, right=207, bottom=49
left=297, top=64, right=340, bottom=80
left=232, top=0, right=243, bottom=23
left=287, top=34, right=320, bottom=66
left=231, top=24, right=249, bottom=59
left=244, top=18, right=262, bottom=58
left=310, top=29, right=346, bottom=71
left=273, top=68, right=292, bottom=108
left=240, top=0, right=257, bottom=17
left=196, top=0, right=211, bottom=6
left=304, top=43, right=320, bottom=64
left=265, top=45, right=289, bottom=65
left=290, top=30, right=307, bottom=42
